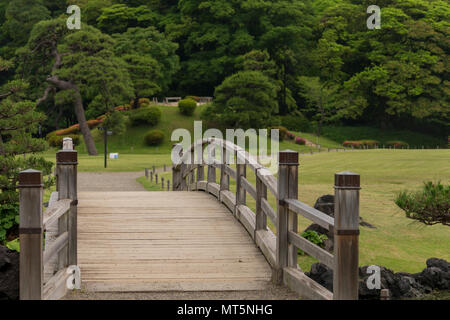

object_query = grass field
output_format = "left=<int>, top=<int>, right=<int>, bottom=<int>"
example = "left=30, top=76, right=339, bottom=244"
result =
left=140, top=149, right=450, bottom=274
left=40, top=106, right=449, bottom=274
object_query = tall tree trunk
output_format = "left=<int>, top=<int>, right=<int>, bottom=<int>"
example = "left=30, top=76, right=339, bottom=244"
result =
left=47, top=76, right=98, bottom=155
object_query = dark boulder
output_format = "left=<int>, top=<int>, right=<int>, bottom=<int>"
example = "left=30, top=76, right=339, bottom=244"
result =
left=0, top=245, right=19, bottom=300
left=305, top=262, right=333, bottom=292
left=413, top=258, right=450, bottom=290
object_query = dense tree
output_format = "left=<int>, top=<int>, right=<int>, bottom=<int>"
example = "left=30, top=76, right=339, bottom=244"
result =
left=113, top=27, right=180, bottom=106
left=314, top=0, right=450, bottom=128
left=204, top=70, right=279, bottom=129
left=19, top=19, right=134, bottom=155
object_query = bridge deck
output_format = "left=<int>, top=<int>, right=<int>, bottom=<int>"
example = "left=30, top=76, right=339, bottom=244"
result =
left=77, top=191, right=272, bottom=292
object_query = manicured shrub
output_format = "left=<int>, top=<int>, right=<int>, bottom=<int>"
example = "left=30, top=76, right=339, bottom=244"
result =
left=48, top=134, right=80, bottom=148
left=87, top=119, right=101, bottom=129
left=185, top=96, right=201, bottom=102
left=268, top=126, right=289, bottom=141
left=295, top=137, right=307, bottom=145
left=55, top=124, right=80, bottom=136
left=395, top=181, right=449, bottom=226
left=287, top=132, right=296, bottom=140
left=178, top=99, right=197, bottom=116
left=144, top=129, right=164, bottom=146
left=343, top=140, right=379, bottom=148
left=130, top=106, right=162, bottom=126
left=387, top=141, right=409, bottom=148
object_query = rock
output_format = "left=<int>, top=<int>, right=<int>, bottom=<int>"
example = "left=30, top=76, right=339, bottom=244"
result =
left=305, top=263, right=333, bottom=292
left=0, top=245, right=19, bottom=300
left=313, top=194, right=334, bottom=217
left=426, top=258, right=450, bottom=272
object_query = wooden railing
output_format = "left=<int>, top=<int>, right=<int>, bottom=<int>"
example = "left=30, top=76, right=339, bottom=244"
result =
left=172, top=138, right=360, bottom=300
left=18, top=138, right=78, bottom=300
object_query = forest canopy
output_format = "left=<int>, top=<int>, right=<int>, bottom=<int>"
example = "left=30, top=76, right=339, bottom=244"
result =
left=0, top=0, right=448, bottom=145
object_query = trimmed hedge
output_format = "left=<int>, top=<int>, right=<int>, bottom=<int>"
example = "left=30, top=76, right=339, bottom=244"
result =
left=387, top=141, right=409, bottom=148
left=343, top=140, right=380, bottom=148
left=144, top=129, right=164, bottom=146
left=178, top=99, right=197, bottom=116
left=268, top=126, right=289, bottom=141
left=48, top=134, right=80, bottom=148
left=295, top=137, right=307, bottom=145
left=130, top=106, right=162, bottom=126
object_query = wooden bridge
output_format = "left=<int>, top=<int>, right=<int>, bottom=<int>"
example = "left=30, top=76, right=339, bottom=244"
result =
left=18, top=138, right=360, bottom=300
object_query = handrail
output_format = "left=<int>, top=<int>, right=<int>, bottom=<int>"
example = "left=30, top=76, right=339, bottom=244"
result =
left=18, top=137, right=78, bottom=300
left=172, top=138, right=361, bottom=300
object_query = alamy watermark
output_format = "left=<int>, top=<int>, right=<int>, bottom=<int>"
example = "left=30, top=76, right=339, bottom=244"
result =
left=171, top=121, right=279, bottom=175
left=66, top=265, right=81, bottom=290
left=366, top=265, right=381, bottom=289
left=367, top=5, right=381, bottom=30
left=66, top=5, right=81, bottom=30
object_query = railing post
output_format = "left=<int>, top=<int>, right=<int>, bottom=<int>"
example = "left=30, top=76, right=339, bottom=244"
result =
left=333, top=171, right=360, bottom=300
left=207, top=145, right=216, bottom=184
left=189, top=148, right=195, bottom=188
left=235, top=149, right=246, bottom=218
left=220, top=145, right=229, bottom=191
left=56, top=140, right=78, bottom=267
left=145, top=168, right=149, bottom=179
left=255, top=169, right=267, bottom=232
left=275, top=150, right=299, bottom=284
left=161, top=177, right=164, bottom=189
left=172, top=144, right=183, bottom=191
left=197, top=144, right=205, bottom=182
left=19, top=169, right=43, bottom=300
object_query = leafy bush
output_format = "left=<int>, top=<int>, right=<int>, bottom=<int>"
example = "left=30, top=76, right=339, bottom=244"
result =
left=281, top=112, right=311, bottom=132
left=268, top=126, right=289, bottom=141
left=295, top=137, right=307, bottom=145
left=144, top=129, right=164, bottom=146
left=395, top=182, right=449, bottom=226
left=48, top=134, right=80, bottom=148
left=298, top=230, right=328, bottom=255
left=0, top=203, right=19, bottom=244
left=387, top=141, right=409, bottom=148
left=178, top=99, right=197, bottom=116
left=130, top=106, right=161, bottom=126
left=55, top=124, right=80, bottom=136
left=287, top=132, right=296, bottom=140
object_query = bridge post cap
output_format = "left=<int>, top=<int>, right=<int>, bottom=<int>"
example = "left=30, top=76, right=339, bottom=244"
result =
left=56, top=149, right=78, bottom=164
left=18, top=169, right=43, bottom=187
left=335, top=171, right=360, bottom=188
left=279, top=149, right=298, bottom=165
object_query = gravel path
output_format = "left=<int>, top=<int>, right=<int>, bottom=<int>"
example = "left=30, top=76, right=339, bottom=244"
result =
left=77, top=171, right=146, bottom=192
left=69, top=171, right=300, bottom=300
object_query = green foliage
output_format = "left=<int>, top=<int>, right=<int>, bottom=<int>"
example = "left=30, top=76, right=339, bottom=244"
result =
left=130, top=106, right=162, bottom=126
left=395, top=182, right=450, bottom=226
left=102, top=110, right=129, bottom=136
left=97, top=4, right=159, bottom=34
left=6, top=238, right=19, bottom=252
left=281, top=111, right=311, bottom=132
left=387, top=141, right=409, bottom=148
left=144, top=129, right=164, bottom=146
left=298, top=230, right=328, bottom=256
left=209, top=71, right=279, bottom=129
left=178, top=99, right=197, bottom=116
left=0, top=203, right=18, bottom=244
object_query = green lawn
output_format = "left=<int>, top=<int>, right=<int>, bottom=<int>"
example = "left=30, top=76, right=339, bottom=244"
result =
left=139, top=149, right=450, bottom=274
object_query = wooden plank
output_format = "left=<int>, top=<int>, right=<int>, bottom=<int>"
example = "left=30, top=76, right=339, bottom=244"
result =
left=43, top=268, right=71, bottom=300
left=236, top=205, right=256, bottom=239
left=220, top=190, right=236, bottom=213
left=285, top=199, right=334, bottom=230
left=207, top=182, right=220, bottom=198
left=197, top=180, right=207, bottom=191
left=44, top=231, right=69, bottom=265
left=283, top=267, right=333, bottom=300
left=257, top=169, right=278, bottom=198
left=223, top=165, right=236, bottom=180
left=43, top=199, right=71, bottom=228
left=255, top=229, right=277, bottom=268
left=288, top=231, right=334, bottom=269
left=261, top=198, right=276, bottom=225
left=241, top=176, right=256, bottom=200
